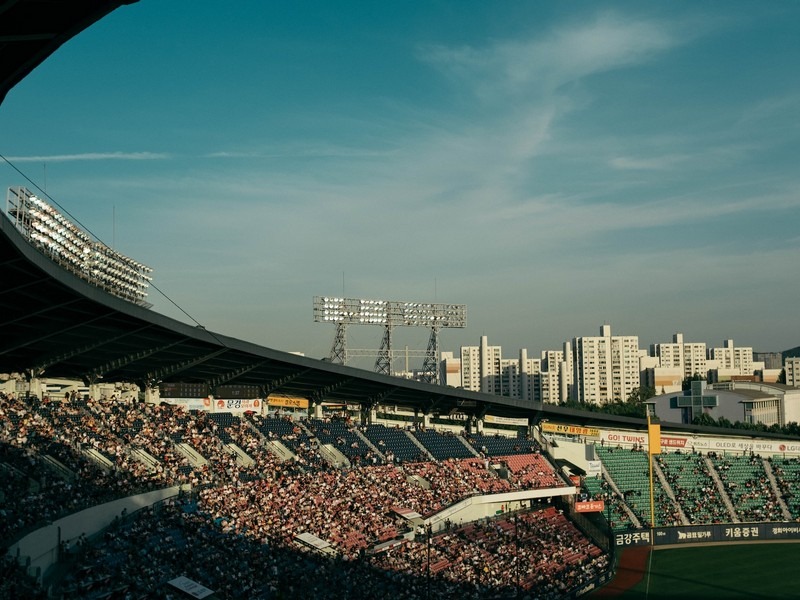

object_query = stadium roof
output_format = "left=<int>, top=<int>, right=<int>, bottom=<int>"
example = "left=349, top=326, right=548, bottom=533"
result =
left=0, top=0, right=139, bottom=106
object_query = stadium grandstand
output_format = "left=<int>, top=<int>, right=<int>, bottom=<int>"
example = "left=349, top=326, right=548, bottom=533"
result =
left=2, top=2, right=800, bottom=599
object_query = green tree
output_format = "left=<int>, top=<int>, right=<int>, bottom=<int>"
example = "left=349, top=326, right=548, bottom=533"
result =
left=682, top=373, right=706, bottom=391
left=692, top=413, right=716, bottom=427
left=627, top=386, right=656, bottom=404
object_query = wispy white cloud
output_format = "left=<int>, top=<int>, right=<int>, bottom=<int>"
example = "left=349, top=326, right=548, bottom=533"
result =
left=609, top=154, right=690, bottom=170
left=419, top=13, right=681, bottom=100
left=205, top=144, right=387, bottom=160
left=6, top=152, right=169, bottom=162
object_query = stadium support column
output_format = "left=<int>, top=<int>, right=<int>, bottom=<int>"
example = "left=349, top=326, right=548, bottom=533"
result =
left=143, top=384, right=158, bottom=404
left=375, top=323, right=393, bottom=375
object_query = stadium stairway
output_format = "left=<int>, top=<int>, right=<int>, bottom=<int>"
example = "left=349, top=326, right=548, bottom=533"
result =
left=224, top=443, right=254, bottom=468
left=319, top=443, right=350, bottom=469
left=600, top=463, right=641, bottom=528
left=129, top=447, right=159, bottom=473
left=457, top=433, right=482, bottom=458
left=81, top=447, right=114, bottom=473
left=175, top=442, right=208, bottom=467
left=703, top=455, right=739, bottom=522
left=762, top=459, right=793, bottom=521
left=352, top=428, right=386, bottom=462
left=653, top=460, right=689, bottom=526
left=265, top=439, right=296, bottom=462
left=403, top=429, right=436, bottom=461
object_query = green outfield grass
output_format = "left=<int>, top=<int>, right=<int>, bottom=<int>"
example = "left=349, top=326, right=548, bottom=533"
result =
left=616, top=543, right=800, bottom=599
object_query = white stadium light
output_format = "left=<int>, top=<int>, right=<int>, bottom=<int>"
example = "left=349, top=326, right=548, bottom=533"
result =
left=313, top=295, right=466, bottom=329
left=6, top=186, right=154, bottom=307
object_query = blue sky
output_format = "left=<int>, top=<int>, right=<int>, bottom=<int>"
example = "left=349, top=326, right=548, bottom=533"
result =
left=1, top=1, right=799, bottom=363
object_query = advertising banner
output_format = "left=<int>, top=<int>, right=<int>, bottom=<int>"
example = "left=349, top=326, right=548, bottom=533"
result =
left=575, top=500, right=605, bottom=513
left=600, top=429, right=800, bottom=457
left=615, top=522, right=800, bottom=547
left=485, top=414, right=529, bottom=426
left=267, top=395, right=310, bottom=409
left=213, top=398, right=262, bottom=413
left=542, top=423, right=600, bottom=438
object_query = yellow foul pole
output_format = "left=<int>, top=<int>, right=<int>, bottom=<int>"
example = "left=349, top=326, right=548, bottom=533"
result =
left=647, top=414, right=661, bottom=530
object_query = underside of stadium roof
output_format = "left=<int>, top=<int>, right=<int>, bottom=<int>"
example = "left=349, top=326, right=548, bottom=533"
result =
left=0, top=0, right=139, bottom=106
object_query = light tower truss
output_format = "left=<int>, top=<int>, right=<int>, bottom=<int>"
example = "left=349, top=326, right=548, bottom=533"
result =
left=313, top=296, right=467, bottom=383
left=6, top=187, right=153, bottom=307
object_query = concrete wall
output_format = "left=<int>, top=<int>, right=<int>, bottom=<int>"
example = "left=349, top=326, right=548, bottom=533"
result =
left=9, top=485, right=183, bottom=582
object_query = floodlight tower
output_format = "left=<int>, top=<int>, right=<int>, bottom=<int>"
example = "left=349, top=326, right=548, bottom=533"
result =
left=313, top=296, right=467, bottom=384
left=6, top=186, right=153, bottom=306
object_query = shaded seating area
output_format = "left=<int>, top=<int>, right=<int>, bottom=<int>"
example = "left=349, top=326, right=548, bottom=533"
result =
left=306, top=418, right=378, bottom=466
left=465, top=432, right=538, bottom=457
left=363, top=423, right=427, bottom=463
left=772, top=456, right=800, bottom=519
left=412, top=429, right=474, bottom=460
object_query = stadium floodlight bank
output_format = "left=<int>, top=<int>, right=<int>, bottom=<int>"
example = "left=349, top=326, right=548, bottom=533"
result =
left=313, top=296, right=467, bottom=381
left=313, top=296, right=467, bottom=328
left=6, top=186, right=153, bottom=307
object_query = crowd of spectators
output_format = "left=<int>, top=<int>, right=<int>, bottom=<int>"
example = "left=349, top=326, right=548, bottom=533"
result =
left=53, top=497, right=606, bottom=600
left=710, top=452, right=785, bottom=522
left=2, top=390, right=606, bottom=598
left=656, top=451, right=731, bottom=524
left=587, top=444, right=797, bottom=530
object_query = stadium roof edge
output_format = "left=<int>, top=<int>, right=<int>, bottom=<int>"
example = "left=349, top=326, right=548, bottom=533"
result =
left=0, top=0, right=139, bottom=106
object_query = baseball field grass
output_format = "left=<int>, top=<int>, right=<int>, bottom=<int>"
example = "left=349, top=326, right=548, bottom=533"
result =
left=606, top=542, right=800, bottom=599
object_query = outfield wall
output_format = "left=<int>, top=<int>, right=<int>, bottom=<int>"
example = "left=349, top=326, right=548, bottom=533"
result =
left=614, top=522, right=800, bottom=548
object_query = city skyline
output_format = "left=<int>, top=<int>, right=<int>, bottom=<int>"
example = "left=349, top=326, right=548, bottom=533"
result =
left=1, top=2, right=799, bottom=359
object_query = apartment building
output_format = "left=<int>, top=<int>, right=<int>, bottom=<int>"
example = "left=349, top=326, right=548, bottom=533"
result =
left=651, top=333, right=708, bottom=379
left=573, top=325, right=640, bottom=404
left=709, top=339, right=754, bottom=374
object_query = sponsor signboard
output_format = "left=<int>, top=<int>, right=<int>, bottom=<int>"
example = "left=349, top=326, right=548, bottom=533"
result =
left=485, top=414, right=529, bottom=426
left=600, top=429, right=800, bottom=456
left=575, top=500, right=605, bottom=513
left=542, top=423, right=600, bottom=438
left=214, top=398, right=262, bottom=413
left=267, top=395, right=310, bottom=409
left=614, top=531, right=651, bottom=547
